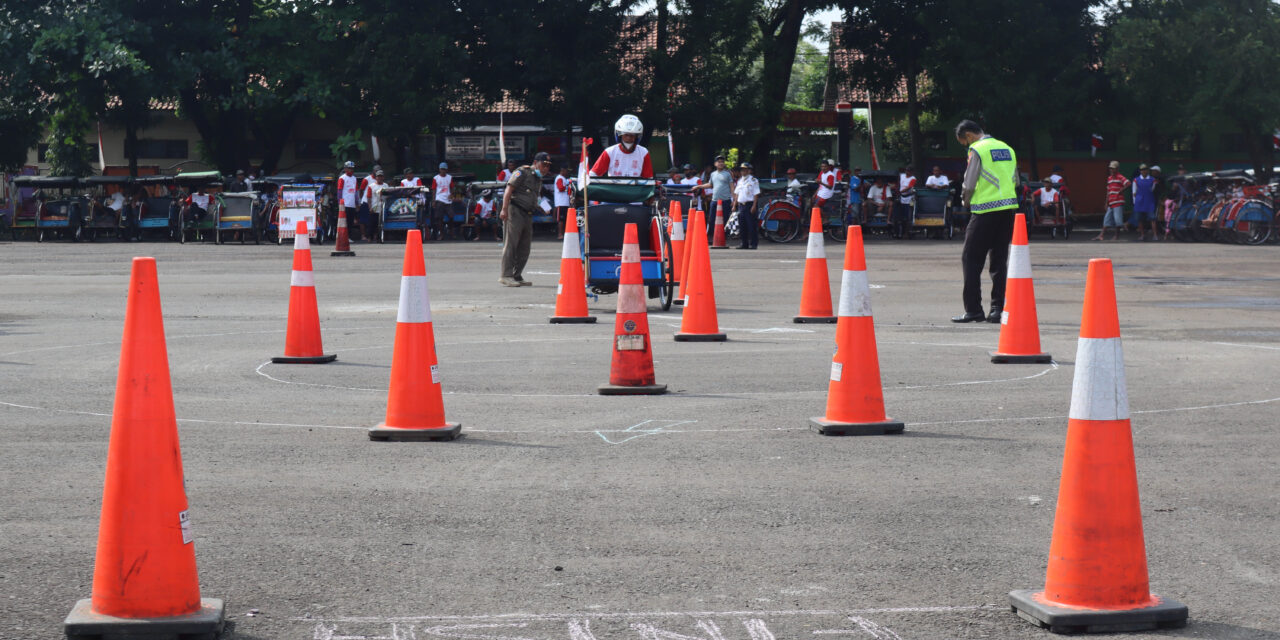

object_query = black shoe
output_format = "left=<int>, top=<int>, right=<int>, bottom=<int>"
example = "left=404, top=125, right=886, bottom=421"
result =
left=952, top=311, right=985, bottom=323
left=987, top=308, right=1003, bottom=323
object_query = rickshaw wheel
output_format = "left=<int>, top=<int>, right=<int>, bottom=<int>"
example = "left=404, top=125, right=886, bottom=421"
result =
left=37, top=229, right=44, bottom=243
left=826, top=225, right=847, bottom=242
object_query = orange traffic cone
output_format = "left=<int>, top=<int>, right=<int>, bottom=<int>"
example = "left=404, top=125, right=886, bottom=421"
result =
left=272, top=221, right=336, bottom=364
left=675, top=208, right=727, bottom=342
left=991, top=213, right=1050, bottom=363
left=1010, top=258, right=1187, bottom=633
left=330, top=207, right=355, bottom=257
left=794, top=208, right=836, bottom=324
left=711, top=200, right=729, bottom=249
left=369, top=230, right=462, bottom=441
left=669, top=201, right=686, bottom=298
left=599, top=223, right=667, bottom=395
left=64, top=257, right=224, bottom=638
left=811, top=226, right=903, bottom=436
left=550, top=208, right=596, bottom=324
left=676, top=207, right=698, bottom=305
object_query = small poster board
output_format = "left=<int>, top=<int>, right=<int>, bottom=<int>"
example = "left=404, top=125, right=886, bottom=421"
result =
left=278, top=185, right=319, bottom=239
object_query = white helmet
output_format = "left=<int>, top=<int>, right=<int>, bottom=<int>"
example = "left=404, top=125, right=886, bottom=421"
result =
left=615, top=114, right=644, bottom=139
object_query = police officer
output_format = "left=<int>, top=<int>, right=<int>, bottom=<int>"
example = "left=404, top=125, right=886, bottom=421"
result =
left=952, top=120, right=1018, bottom=323
left=499, top=151, right=551, bottom=287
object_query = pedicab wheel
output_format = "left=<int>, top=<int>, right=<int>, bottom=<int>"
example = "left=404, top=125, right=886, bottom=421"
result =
left=1242, top=216, right=1273, bottom=246
left=37, top=229, right=44, bottom=243
left=215, top=228, right=223, bottom=244
left=378, top=227, right=385, bottom=244
left=826, top=224, right=846, bottom=243
left=1191, top=221, right=1213, bottom=242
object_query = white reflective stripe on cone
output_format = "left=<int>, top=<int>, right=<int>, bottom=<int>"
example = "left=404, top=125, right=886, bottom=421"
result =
left=621, top=241, right=640, bottom=263
left=337, top=215, right=348, bottom=228
left=806, top=232, right=826, bottom=259
left=617, top=283, right=646, bottom=314
left=1007, top=244, right=1032, bottom=279
left=294, top=234, right=310, bottom=250
left=837, top=270, right=873, bottom=317
left=290, top=270, right=315, bottom=287
left=397, top=275, right=432, bottom=324
left=561, top=232, right=580, bottom=259
left=1069, top=337, right=1129, bottom=420
left=671, top=222, right=684, bottom=241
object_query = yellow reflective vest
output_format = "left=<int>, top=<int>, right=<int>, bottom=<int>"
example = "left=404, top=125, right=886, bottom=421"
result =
left=969, top=137, right=1019, bottom=213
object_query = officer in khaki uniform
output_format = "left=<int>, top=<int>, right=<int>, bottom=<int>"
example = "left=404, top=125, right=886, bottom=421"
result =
left=952, top=120, right=1019, bottom=323
left=499, top=151, right=551, bottom=286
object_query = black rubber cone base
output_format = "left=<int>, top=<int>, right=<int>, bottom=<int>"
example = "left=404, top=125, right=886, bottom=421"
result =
left=810, top=417, right=905, bottom=436
left=1009, top=590, right=1188, bottom=634
left=674, top=332, right=727, bottom=342
left=673, top=299, right=685, bottom=306
left=65, top=597, right=225, bottom=640
left=549, top=316, right=597, bottom=324
left=271, top=353, right=337, bottom=364
left=794, top=316, right=837, bottom=324
left=330, top=250, right=356, bottom=257
left=598, top=383, right=668, bottom=396
left=368, top=423, right=462, bottom=442
left=991, top=351, right=1053, bottom=364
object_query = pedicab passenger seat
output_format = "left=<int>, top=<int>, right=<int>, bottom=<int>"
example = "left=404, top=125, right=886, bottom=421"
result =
left=914, top=187, right=950, bottom=226
left=587, top=203, right=657, bottom=258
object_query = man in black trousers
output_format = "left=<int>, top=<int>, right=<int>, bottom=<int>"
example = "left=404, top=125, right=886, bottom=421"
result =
left=952, top=120, right=1019, bottom=323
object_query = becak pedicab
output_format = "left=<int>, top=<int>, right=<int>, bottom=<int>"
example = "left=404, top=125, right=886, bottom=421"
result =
left=83, top=175, right=132, bottom=241
left=16, top=176, right=87, bottom=242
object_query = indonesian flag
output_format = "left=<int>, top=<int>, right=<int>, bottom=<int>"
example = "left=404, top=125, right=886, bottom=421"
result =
left=577, top=137, right=593, bottom=188
left=1091, top=133, right=1103, bottom=158
left=499, top=112, right=507, bottom=166
left=667, top=119, right=675, bottom=167
left=866, top=99, right=880, bottom=171
left=1273, top=129, right=1280, bottom=151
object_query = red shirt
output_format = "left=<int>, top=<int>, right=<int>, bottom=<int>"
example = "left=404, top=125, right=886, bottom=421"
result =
left=1106, top=174, right=1130, bottom=208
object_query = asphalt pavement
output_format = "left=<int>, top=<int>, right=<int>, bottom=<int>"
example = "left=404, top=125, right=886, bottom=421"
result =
left=1, top=231, right=1278, bottom=639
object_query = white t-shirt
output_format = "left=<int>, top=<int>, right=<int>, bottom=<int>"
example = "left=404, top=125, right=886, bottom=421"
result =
left=925, top=175, right=950, bottom=188
left=664, top=177, right=684, bottom=186
left=362, top=181, right=387, bottom=213
left=554, top=175, right=573, bottom=207
left=401, top=177, right=422, bottom=188
left=868, top=185, right=891, bottom=204
left=1048, top=173, right=1064, bottom=185
left=899, top=175, right=917, bottom=204
left=1039, top=188, right=1059, bottom=206
left=816, top=170, right=836, bottom=200
left=474, top=198, right=495, bottom=219
left=190, top=193, right=211, bottom=210
left=734, top=176, right=760, bottom=203
left=107, top=192, right=125, bottom=212
left=337, top=174, right=359, bottom=208
left=681, top=176, right=701, bottom=186
left=431, top=174, right=452, bottom=204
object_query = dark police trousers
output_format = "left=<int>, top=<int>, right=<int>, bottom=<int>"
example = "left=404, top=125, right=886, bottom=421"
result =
left=961, top=209, right=1015, bottom=314
left=737, top=203, right=757, bottom=248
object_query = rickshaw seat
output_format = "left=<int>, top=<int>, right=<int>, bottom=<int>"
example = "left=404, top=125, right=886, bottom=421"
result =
left=587, top=203, right=656, bottom=257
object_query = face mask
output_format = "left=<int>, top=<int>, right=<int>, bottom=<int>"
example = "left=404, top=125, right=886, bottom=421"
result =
left=621, top=139, right=635, bottom=150
left=534, top=169, right=543, bottom=178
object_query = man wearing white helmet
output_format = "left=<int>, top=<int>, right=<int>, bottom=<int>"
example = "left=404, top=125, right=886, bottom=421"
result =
left=589, top=114, right=655, bottom=179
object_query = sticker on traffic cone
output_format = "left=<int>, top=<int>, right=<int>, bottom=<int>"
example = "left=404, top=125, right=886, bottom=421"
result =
left=599, top=223, right=667, bottom=395
left=64, top=257, right=225, bottom=638
left=794, top=208, right=837, bottom=324
left=675, top=208, right=727, bottom=342
left=676, top=207, right=699, bottom=305
left=991, top=213, right=1050, bottom=363
left=549, top=208, right=596, bottom=324
left=330, top=207, right=355, bottom=257
left=669, top=201, right=686, bottom=298
left=369, top=230, right=462, bottom=441
left=711, top=200, right=729, bottom=249
left=810, top=226, right=904, bottom=436
left=1010, top=258, right=1187, bottom=633
left=272, top=221, right=336, bottom=364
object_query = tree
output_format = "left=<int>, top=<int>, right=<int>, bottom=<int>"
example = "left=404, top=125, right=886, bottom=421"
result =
left=750, top=0, right=835, bottom=164
left=926, top=0, right=1105, bottom=178
left=786, top=40, right=828, bottom=110
left=838, top=0, right=940, bottom=171
left=0, top=6, right=46, bottom=171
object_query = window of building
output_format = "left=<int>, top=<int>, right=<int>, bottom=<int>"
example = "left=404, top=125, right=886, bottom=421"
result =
left=1220, top=133, right=1267, bottom=154
left=1137, top=133, right=1197, bottom=155
left=36, top=143, right=101, bottom=163
left=1052, top=133, right=1115, bottom=153
left=295, top=139, right=334, bottom=159
left=132, top=139, right=189, bottom=159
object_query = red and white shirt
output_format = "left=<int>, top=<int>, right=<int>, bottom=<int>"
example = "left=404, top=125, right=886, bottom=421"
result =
left=337, top=173, right=360, bottom=208
left=899, top=175, right=917, bottom=204
left=496, top=168, right=513, bottom=183
left=554, top=175, right=573, bottom=207
left=430, top=174, right=453, bottom=204
left=589, top=144, right=654, bottom=178
left=816, top=170, right=836, bottom=200
left=1034, top=187, right=1061, bottom=206
left=473, top=199, right=495, bottom=219
left=361, top=181, right=387, bottom=213
left=1106, top=173, right=1130, bottom=208
left=400, top=176, right=422, bottom=188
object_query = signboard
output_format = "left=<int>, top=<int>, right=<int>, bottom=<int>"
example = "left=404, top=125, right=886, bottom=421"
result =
left=484, top=136, right=525, bottom=161
left=445, top=136, right=485, bottom=160
left=781, top=110, right=837, bottom=129
left=278, top=185, right=319, bottom=239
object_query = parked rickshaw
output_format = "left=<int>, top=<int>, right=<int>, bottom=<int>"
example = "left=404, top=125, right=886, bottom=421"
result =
left=378, top=186, right=425, bottom=243
left=911, top=186, right=958, bottom=239
left=462, top=181, right=504, bottom=242
left=80, top=176, right=133, bottom=241
left=261, top=174, right=325, bottom=244
left=580, top=177, right=675, bottom=311
left=20, top=176, right=88, bottom=242
left=170, top=171, right=222, bottom=243
left=853, top=170, right=898, bottom=237
left=215, top=191, right=262, bottom=244
left=1021, top=181, right=1072, bottom=239
left=8, top=177, right=62, bottom=240
left=758, top=178, right=804, bottom=243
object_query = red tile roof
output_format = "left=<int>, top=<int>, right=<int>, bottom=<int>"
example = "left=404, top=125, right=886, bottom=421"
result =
left=823, top=22, right=909, bottom=109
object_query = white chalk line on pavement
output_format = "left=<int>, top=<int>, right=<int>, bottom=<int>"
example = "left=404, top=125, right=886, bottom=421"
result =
left=298, top=604, right=1000, bottom=624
